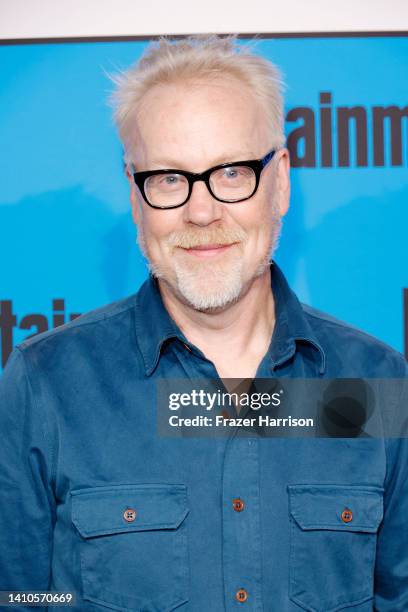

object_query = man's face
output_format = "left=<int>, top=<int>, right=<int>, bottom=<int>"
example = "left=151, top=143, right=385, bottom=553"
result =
left=127, top=77, right=290, bottom=311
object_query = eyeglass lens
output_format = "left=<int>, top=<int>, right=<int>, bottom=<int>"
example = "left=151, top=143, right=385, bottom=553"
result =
left=144, top=165, right=256, bottom=207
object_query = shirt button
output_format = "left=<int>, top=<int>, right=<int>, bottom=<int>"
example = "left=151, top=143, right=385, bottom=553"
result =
left=123, top=508, right=137, bottom=522
left=236, top=588, right=248, bottom=602
left=341, top=508, right=353, bottom=523
left=232, top=498, right=245, bottom=512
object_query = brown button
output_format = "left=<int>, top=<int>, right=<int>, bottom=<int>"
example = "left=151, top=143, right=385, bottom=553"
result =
left=232, top=498, right=245, bottom=512
left=341, top=508, right=353, bottom=523
left=123, top=508, right=137, bottom=522
left=236, top=588, right=248, bottom=602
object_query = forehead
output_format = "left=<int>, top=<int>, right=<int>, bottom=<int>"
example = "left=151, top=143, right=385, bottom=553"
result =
left=132, top=77, right=269, bottom=171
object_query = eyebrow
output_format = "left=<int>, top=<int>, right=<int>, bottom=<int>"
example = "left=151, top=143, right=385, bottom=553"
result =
left=147, top=151, right=258, bottom=171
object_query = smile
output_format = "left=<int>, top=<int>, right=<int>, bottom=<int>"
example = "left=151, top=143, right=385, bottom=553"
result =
left=179, top=243, right=238, bottom=259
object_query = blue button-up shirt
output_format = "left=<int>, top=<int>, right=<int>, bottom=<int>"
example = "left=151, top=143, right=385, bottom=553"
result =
left=0, top=262, right=407, bottom=611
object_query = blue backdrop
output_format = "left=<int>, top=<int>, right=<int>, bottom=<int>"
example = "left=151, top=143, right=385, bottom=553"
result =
left=0, top=36, right=407, bottom=369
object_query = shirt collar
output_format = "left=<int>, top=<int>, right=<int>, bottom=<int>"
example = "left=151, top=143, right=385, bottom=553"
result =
left=269, top=261, right=326, bottom=374
left=134, top=274, right=187, bottom=376
left=134, top=261, right=326, bottom=376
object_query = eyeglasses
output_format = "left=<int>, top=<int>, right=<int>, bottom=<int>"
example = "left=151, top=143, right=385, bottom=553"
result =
left=130, top=148, right=277, bottom=209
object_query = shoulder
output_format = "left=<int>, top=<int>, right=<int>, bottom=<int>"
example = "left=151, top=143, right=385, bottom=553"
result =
left=18, top=293, right=137, bottom=348
left=301, top=303, right=407, bottom=377
left=14, top=292, right=146, bottom=376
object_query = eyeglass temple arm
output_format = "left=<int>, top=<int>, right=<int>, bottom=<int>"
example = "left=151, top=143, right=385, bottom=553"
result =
left=261, top=150, right=276, bottom=168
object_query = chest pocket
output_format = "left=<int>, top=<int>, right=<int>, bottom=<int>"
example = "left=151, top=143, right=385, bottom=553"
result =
left=288, top=484, right=383, bottom=612
left=71, top=484, right=189, bottom=612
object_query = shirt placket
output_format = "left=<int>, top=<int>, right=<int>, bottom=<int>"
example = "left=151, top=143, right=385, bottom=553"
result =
left=169, top=341, right=266, bottom=610
left=222, top=431, right=263, bottom=611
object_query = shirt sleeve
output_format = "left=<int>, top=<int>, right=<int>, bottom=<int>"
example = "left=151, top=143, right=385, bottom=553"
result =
left=374, top=366, right=408, bottom=610
left=0, top=346, right=56, bottom=592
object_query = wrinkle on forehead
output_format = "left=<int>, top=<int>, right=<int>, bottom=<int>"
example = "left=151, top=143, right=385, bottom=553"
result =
left=128, top=77, right=270, bottom=172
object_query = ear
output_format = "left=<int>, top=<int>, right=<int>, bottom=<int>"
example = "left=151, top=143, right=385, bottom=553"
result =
left=276, top=148, right=290, bottom=217
left=126, top=166, right=142, bottom=226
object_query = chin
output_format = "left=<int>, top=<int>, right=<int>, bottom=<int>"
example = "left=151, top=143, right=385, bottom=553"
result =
left=175, top=254, right=274, bottom=311
left=173, top=257, right=244, bottom=310
left=146, top=241, right=275, bottom=312
left=179, top=282, right=243, bottom=312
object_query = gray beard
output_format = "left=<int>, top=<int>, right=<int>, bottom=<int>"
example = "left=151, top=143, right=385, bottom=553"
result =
left=136, top=207, right=282, bottom=312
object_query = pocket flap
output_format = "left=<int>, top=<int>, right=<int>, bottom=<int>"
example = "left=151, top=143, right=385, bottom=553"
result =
left=288, top=484, right=383, bottom=533
left=71, top=484, right=188, bottom=538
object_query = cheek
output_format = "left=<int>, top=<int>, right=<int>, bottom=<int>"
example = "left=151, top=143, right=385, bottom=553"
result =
left=253, top=184, right=280, bottom=231
left=141, top=210, right=180, bottom=249
left=236, top=196, right=274, bottom=238
left=238, top=198, right=278, bottom=255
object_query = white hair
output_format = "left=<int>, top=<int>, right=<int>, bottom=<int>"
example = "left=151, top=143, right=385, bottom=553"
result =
left=110, top=34, right=286, bottom=162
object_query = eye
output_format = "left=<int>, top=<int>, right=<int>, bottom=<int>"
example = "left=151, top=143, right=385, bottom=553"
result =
left=146, top=173, right=187, bottom=192
left=224, top=168, right=239, bottom=179
left=161, top=175, right=180, bottom=185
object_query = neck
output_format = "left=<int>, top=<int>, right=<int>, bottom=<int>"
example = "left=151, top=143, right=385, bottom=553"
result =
left=157, top=267, right=276, bottom=374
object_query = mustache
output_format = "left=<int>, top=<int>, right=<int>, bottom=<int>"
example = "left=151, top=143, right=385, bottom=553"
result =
left=166, top=227, right=247, bottom=249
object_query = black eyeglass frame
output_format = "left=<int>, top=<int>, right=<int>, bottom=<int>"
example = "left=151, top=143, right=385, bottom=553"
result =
left=130, top=148, right=277, bottom=210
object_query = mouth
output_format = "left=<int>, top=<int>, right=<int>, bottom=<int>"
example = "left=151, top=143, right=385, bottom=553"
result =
left=178, top=243, right=238, bottom=259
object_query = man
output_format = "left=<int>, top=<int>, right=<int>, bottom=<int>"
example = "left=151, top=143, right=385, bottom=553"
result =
left=0, top=35, right=407, bottom=611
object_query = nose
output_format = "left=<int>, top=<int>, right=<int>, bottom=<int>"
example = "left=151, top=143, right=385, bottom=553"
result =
left=182, top=179, right=223, bottom=226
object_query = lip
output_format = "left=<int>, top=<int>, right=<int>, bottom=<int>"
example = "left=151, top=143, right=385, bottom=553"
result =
left=179, top=243, right=237, bottom=258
